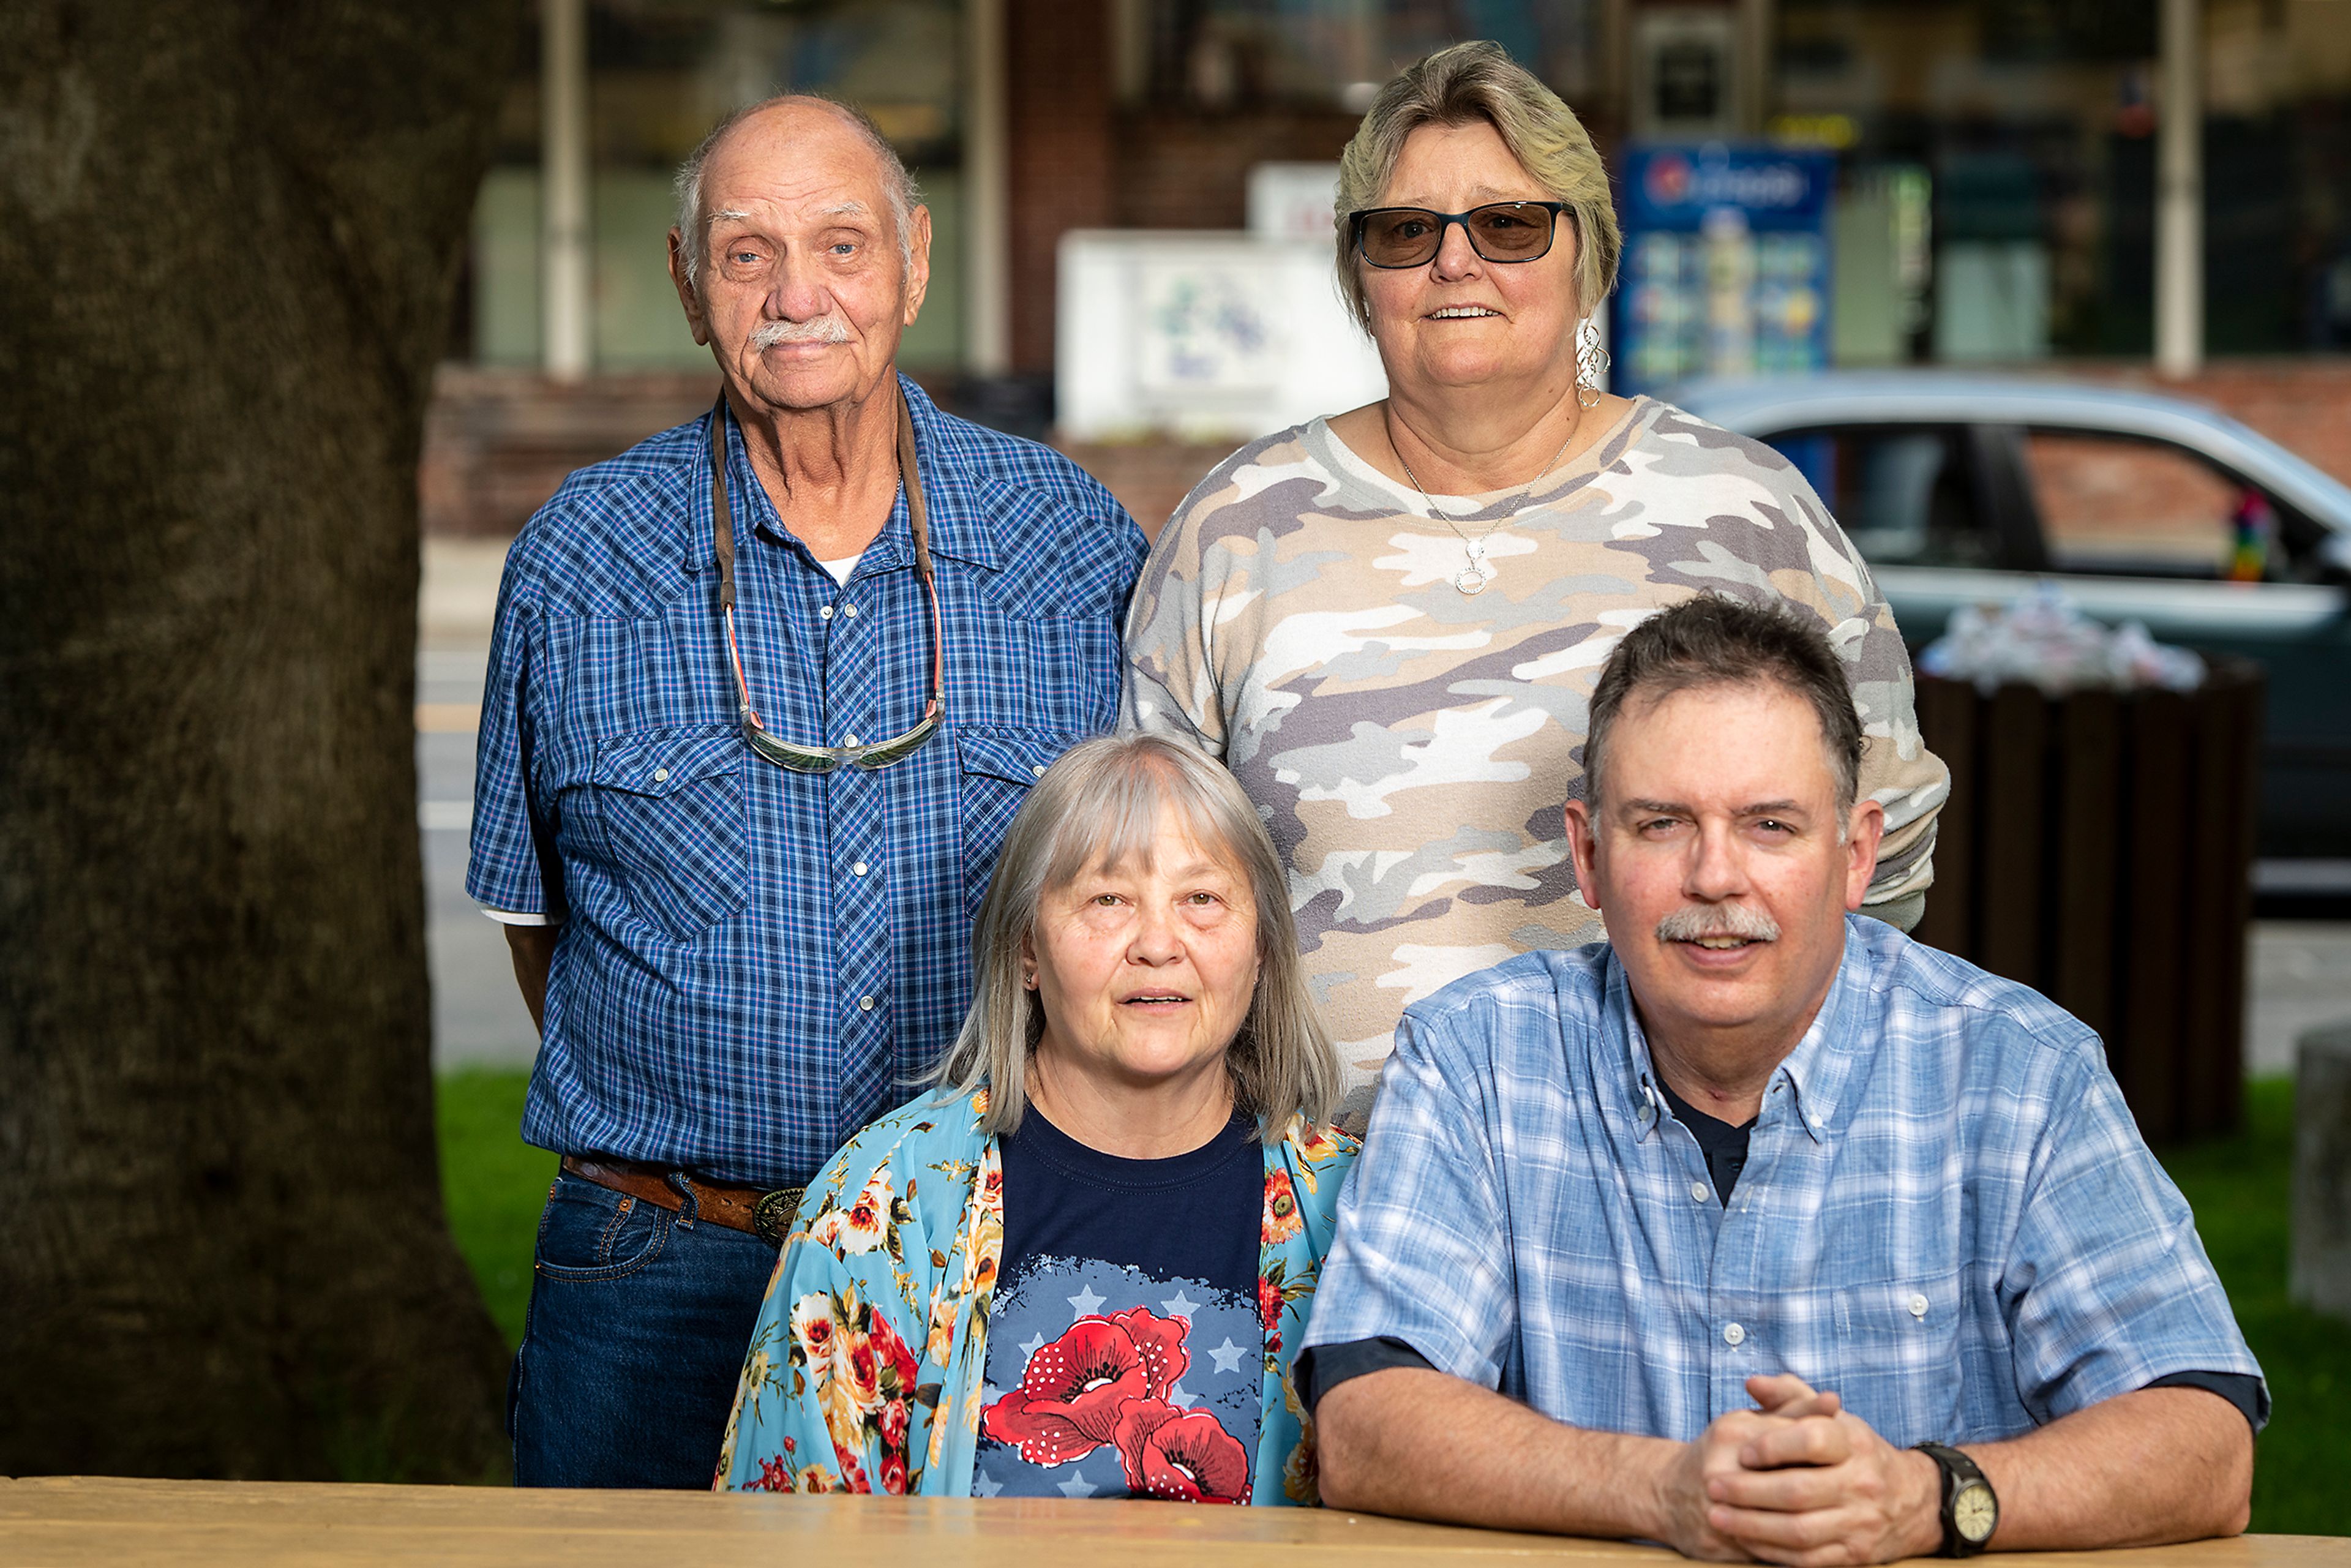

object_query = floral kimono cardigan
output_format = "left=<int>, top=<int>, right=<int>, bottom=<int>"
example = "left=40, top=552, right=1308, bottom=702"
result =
left=715, top=1086, right=1359, bottom=1504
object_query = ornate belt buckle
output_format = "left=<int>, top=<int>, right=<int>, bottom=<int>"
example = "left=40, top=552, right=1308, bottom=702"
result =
left=752, top=1186, right=805, bottom=1247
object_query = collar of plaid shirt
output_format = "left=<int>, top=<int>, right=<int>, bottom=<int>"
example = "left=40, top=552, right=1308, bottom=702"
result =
left=1611, top=940, right=1859, bottom=1152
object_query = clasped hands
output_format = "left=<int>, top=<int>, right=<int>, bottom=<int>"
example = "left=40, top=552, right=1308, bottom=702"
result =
left=1658, top=1373, right=1948, bottom=1566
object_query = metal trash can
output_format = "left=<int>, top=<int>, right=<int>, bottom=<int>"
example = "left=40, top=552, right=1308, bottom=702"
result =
left=1911, top=658, right=2265, bottom=1142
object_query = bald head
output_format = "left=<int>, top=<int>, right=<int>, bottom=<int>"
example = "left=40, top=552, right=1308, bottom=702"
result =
left=672, top=96, right=920, bottom=293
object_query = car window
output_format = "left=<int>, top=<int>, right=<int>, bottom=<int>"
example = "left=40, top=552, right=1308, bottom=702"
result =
left=1761, top=425, right=1995, bottom=568
left=2022, top=429, right=2282, bottom=581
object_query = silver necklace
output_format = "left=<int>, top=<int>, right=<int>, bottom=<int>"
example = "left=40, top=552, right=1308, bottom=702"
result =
left=1391, top=418, right=1578, bottom=596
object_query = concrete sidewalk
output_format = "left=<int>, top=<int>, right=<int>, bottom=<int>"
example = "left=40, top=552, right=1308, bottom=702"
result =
left=414, top=538, right=2351, bottom=1078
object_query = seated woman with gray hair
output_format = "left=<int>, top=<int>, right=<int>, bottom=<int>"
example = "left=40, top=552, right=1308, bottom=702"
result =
left=716, top=733, right=1357, bottom=1504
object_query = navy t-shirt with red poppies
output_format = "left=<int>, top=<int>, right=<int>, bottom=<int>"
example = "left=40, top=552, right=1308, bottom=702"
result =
left=973, top=1108, right=1264, bottom=1502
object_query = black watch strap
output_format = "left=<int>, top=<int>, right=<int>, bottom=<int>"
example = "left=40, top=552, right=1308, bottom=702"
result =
left=1914, top=1441, right=1998, bottom=1557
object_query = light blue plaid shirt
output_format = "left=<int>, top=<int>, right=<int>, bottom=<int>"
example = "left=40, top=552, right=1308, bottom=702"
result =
left=467, top=377, right=1145, bottom=1187
left=1304, top=915, right=2265, bottom=1445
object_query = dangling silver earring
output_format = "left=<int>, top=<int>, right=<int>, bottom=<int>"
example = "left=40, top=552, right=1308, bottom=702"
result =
left=1575, top=318, right=1610, bottom=410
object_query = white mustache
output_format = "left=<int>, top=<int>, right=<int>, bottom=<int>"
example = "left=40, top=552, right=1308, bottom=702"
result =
left=1655, top=904, right=1781, bottom=945
left=750, top=315, right=851, bottom=348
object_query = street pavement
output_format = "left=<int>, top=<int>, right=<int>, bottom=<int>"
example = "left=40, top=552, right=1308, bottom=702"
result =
left=415, top=539, right=2351, bottom=1079
left=419, top=541, right=537, bottom=1070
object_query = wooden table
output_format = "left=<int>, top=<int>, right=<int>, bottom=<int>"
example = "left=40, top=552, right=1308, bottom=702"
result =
left=2, top=1478, right=2343, bottom=1567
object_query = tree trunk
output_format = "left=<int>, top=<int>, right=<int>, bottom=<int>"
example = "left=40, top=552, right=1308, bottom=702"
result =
left=0, top=2, right=522, bottom=1480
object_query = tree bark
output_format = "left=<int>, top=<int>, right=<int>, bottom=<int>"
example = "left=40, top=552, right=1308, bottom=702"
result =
left=0, top=2, right=522, bottom=1480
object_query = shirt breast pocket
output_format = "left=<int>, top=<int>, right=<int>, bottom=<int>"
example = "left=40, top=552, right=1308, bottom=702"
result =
left=954, top=726, right=1083, bottom=920
left=1832, top=1270, right=1965, bottom=1447
left=585, top=726, right=749, bottom=942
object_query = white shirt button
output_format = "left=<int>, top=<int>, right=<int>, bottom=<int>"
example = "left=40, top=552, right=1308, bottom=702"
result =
left=858, top=995, right=876, bottom=1012
left=842, top=603, right=858, bottom=617
left=844, top=734, right=860, bottom=748
left=1031, top=763, right=1046, bottom=778
left=1689, top=1180, right=1709, bottom=1204
left=852, top=861, right=869, bottom=876
left=1723, top=1322, right=1745, bottom=1347
left=652, top=768, right=669, bottom=783
left=819, top=605, right=834, bottom=621
left=1908, top=1294, right=1930, bottom=1319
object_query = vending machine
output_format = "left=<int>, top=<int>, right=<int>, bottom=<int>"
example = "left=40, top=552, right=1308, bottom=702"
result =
left=1614, top=143, right=1835, bottom=395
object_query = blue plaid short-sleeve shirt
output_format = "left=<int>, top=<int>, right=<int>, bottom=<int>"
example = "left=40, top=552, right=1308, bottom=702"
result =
left=466, top=377, right=1146, bottom=1187
left=1303, top=915, right=2265, bottom=1445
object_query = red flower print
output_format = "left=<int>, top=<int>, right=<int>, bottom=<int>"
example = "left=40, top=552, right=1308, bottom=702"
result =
left=1112, top=1398, right=1252, bottom=1504
left=1261, top=1169, right=1302, bottom=1245
left=980, top=1307, right=1191, bottom=1465
left=831, top=1449, right=872, bottom=1495
left=1257, top=1277, right=1282, bottom=1334
left=868, top=1309, right=921, bottom=1397
left=879, top=1395, right=910, bottom=1456
left=879, top=1453, right=910, bottom=1495
left=749, top=1455, right=792, bottom=1491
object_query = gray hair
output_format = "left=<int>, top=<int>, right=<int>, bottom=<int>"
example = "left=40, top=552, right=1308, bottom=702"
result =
left=1333, top=40, right=1621, bottom=332
left=1585, top=595, right=1865, bottom=828
left=672, top=94, right=921, bottom=293
left=936, top=733, right=1341, bottom=1142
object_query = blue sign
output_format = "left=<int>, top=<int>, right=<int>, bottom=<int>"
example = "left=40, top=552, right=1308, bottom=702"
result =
left=1622, top=144, right=1834, bottom=231
left=1614, top=143, right=1837, bottom=394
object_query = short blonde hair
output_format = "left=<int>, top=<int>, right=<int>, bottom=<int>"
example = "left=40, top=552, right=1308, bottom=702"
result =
left=1333, top=40, right=1621, bottom=332
left=935, top=733, right=1340, bottom=1142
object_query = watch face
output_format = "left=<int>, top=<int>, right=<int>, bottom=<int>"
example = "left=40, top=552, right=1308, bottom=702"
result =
left=1954, top=1482, right=1998, bottom=1544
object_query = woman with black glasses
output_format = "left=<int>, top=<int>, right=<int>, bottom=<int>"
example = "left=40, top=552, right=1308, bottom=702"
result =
left=1120, top=40, right=1949, bottom=1129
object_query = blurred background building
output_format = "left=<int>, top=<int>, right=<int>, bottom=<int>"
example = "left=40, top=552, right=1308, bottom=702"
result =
left=421, top=0, right=2351, bottom=539
left=418, top=0, right=2351, bottom=1071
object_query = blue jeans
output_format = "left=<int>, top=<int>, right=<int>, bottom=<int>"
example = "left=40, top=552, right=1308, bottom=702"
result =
left=510, top=1170, right=779, bottom=1488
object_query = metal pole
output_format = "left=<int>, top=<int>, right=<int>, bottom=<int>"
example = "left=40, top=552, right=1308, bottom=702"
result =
left=964, top=0, right=1011, bottom=378
left=542, top=0, right=592, bottom=382
left=2155, top=0, right=2202, bottom=379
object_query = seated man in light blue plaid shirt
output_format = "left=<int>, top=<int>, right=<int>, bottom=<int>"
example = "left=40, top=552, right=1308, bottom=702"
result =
left=1302, top=595, right=2263, bottom=1561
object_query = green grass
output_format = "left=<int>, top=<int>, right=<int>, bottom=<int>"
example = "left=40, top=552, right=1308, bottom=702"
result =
left=435, top=1069, right=550, bottom=1349
left=2158, top=1077, right=2351, bottom=1536
left=432, top=1068, right=2350, bottom=1531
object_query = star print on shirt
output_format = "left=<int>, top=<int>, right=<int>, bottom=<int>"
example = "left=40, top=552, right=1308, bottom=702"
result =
left=1162, top=1289, right=1199, bottom=1317
left=1206, top=1337, right=1248, bottom=1375
left=1066, top=1282, right=1106, bottom=1318
left=973, top=1472, right=1005, bottom=1498
left=1056, top=1473, right=1099, bottom=1498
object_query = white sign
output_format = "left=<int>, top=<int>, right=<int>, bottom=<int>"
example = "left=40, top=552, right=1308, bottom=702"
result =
left=1135, top=259, right=1281, bottom=396
left=1057, top=230, right=1389, bottom=443
left=1246, top=162, right=1342, bottom=241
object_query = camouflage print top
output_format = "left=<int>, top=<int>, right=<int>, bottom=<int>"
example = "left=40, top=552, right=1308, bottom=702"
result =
left=1120, top=397, right=1949, bottom=1108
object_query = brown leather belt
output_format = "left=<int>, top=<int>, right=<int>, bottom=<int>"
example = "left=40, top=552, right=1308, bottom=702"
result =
left=561, top=1155, right=805, bottom=1248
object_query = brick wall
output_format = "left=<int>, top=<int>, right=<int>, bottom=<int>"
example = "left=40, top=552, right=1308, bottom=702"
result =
left=1005, top=0, right=1113, bottom=375
left=418, top=364, right=1222, bottom=540
left=1112, top=106, right=1360, bottom=231
left=419, top=358, right=2351, bottom=540
left=2069, top=360, right=2351, bottom=493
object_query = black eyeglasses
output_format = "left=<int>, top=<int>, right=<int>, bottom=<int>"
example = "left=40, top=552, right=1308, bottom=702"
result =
left=1350, top=201, right=1570, bottom=269
left=707, top=396, right=945, bottom=773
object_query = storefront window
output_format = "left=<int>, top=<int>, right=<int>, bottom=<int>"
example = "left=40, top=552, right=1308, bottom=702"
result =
left=467, top=0, right=966, bottom=372
left=1774, top=0, right=2351, bottom=363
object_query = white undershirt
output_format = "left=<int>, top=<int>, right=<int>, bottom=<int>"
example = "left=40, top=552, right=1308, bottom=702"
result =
left=480, top=549, right=863, bottom=929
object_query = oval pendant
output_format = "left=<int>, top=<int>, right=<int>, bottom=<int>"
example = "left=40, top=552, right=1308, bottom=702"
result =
left=1455, top=566, right=1488, bottom=596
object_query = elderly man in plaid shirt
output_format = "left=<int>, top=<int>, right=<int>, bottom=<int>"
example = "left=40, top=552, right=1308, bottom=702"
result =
left=1303, top=596, right=2262, bottom=1561
left=467, top=96, right=1143, bottom=1488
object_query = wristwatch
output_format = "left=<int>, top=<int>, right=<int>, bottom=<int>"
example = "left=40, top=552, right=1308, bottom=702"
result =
left=1914, top=1442, right=1998, bottom=1557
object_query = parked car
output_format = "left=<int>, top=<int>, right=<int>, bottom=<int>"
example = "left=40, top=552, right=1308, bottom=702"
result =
left=1668, top=372, right=2351, bottom=862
